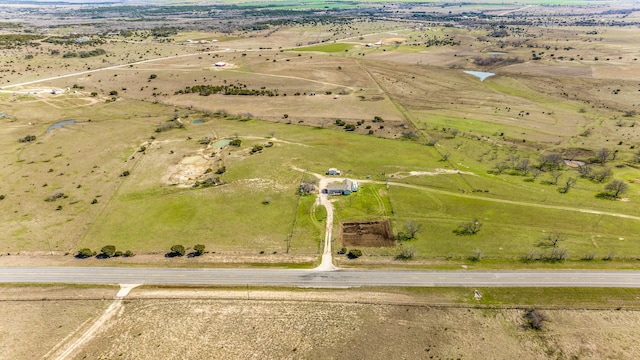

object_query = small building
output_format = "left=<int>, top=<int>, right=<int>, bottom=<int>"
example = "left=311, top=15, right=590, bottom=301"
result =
left=323, top=179, right=354, bottom=196
left=326, top=168, right=341, bottom=176
left=214, top=62, right=227, bottom=67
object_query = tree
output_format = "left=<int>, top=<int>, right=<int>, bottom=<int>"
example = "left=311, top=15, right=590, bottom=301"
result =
left=149, top=74, right=157, bottom=79
left=542, top=232, right=564, bottom=247
left=548, top=171, right=562, bottom=185
left=454, top=218, right=482, bottom=235
left=596, top=147, right=610, bottom=164
left=100, top=245, right=116, bottom=258
left=403, top=220, right=423, bottom=239
left=493, top=161, right=509, bottom=175
left=537, top=152, right=563, bottom=170
left=76, top=248, right=95, bottom=259
left=604, top=180, right=628, bottom=198
left=558, top=177, right=576, bottom=193
left=170, top=244, right=185, bottom=257
left=193, top=244, right=205, bottom=256
left=517, top=158, right=530, bottom=175
left=300, top=178, right=317, bottom=195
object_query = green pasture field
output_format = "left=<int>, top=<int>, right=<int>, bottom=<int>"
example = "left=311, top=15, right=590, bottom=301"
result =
left=294, top=43, right=354, bottom=53
left=387, top=184, right=640, bottom=261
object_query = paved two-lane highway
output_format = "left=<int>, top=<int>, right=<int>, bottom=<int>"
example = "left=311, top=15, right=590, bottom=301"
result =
left=2, top=267, right=640, bottom=288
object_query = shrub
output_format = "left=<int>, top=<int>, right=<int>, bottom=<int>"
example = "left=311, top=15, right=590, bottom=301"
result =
left=169, top=244, right=185, bottom=257
left=123, top=250, right=135, bottom=257
left=76, top=248, right=95, bottom=259
left=149, top=74, right=157, bottom=79
left=395, top=232, right=411, bottom=242
left=193, top=244, right=206, bottom=256
left=395, top=245, right=415, bottom=260
left=100, top=245, right=116, bottom=258
left=347, top=249, right=362, bottom=259
left=524, top=309, right=546, bottom=330
left=45, top=192, right=65, bottom=202
left=453, top=219, right=482, bottom=235
left=230, top=139, right=242, bottom=147
left=19, top=135, right=37, bottom=143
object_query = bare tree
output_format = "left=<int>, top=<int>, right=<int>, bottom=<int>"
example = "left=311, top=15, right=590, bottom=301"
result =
left=578, top=164, right=592, bottom=178
left=493, top=161, right=509, bottom=174
left=538, top=152, right=563, bottom=170
left=559, top=177, right=577, bottom=193
left=300, top=180, right=317, bottom=195
left=517, top=158, right=530, bottom=175
left=507, top=154, right=520, bottom=169
left=404, top=220, right=423, bottom=239
left=592, top=167, right=612, bottom=183
left=549, top=171, right=562, bottom=185
left=542, top=232, right=565, bottom=247
left=604, top=180, right=628, bottom=198
left=530, top=166, right=542, bottom=180
left=596, top=147, right=610, bottom=164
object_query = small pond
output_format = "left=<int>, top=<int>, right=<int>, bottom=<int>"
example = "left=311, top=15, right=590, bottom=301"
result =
left=192, top=119, right=204, bottom=124
left=46, top=120, right=75, bottom=133
left=463, top=70, right=495, bottom=82
left=212, top=139, right=232, bottom=149
left=487, top=51, right=507, bottom=55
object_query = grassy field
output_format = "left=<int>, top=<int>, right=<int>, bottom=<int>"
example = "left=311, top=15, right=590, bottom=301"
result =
left=0, top=15, right=639, bottom=268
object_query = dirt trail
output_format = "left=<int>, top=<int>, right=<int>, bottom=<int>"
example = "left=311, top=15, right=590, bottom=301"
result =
left=45, top=284, right=139, bottom=360
left=292, top=167, right=337, bottom=271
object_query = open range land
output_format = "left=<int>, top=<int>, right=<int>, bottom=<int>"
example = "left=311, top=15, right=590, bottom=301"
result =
left=2, top=0, right=640, bottom=358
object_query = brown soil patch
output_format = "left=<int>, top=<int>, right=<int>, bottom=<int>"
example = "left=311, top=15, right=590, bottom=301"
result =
left=341, top=220, right=394, bottom=247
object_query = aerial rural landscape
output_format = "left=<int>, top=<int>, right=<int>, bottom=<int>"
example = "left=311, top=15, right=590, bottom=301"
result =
left=2, top=0, right=640, bottom=358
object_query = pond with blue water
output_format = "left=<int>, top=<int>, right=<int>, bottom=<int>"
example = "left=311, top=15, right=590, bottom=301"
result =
left=463, top=70, right=495, bottom=82
left=46, top=120, right=76, bottom=133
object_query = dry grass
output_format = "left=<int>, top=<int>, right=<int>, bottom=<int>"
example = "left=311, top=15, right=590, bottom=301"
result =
left=4, top=286, right=639, bottom=360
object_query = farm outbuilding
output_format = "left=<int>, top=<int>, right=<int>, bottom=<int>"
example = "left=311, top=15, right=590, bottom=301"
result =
left=326, top=168, right=341, bottom=176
